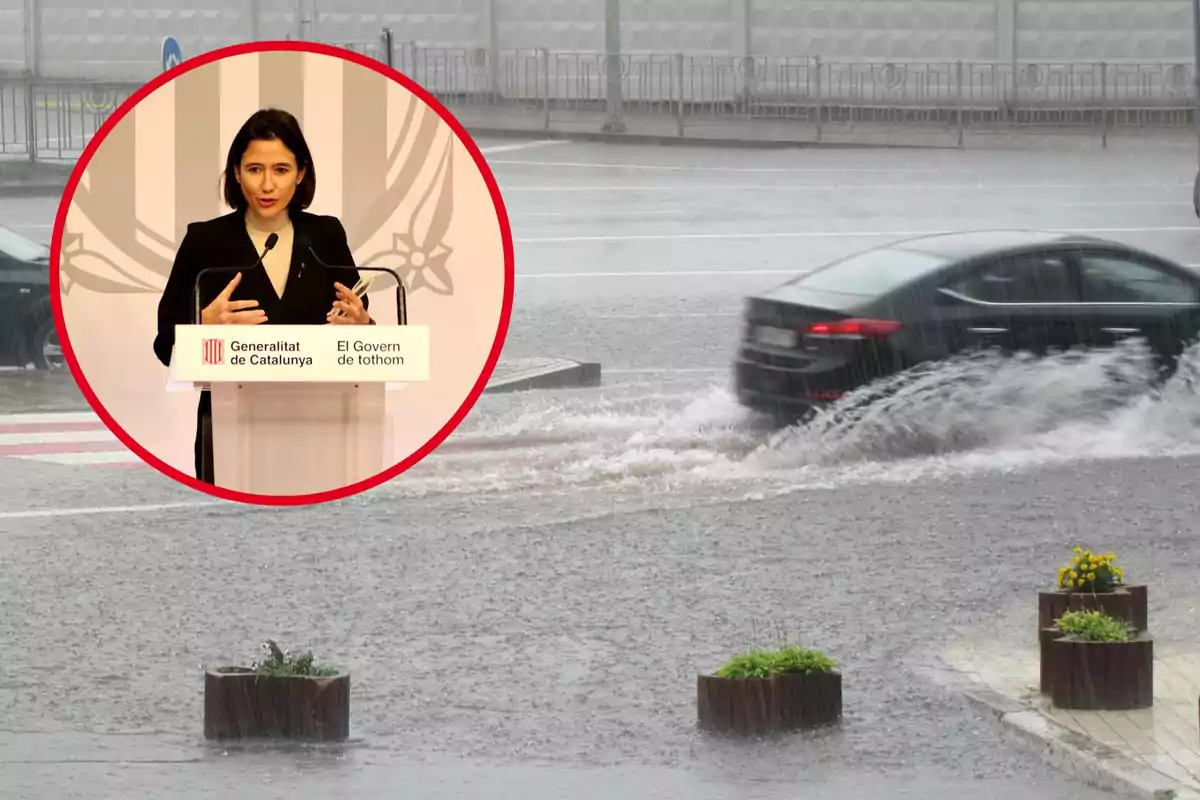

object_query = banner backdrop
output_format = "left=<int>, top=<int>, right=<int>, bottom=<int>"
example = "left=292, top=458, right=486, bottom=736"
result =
left=57, top=48, right=508, bottom=482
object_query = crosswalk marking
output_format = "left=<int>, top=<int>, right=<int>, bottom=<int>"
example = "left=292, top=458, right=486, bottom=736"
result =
left=0, top=412, right=144, bottom=467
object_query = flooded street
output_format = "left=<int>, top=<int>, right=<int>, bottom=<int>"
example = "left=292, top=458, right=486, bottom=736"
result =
left=2, top=138, right=1198, bottom=797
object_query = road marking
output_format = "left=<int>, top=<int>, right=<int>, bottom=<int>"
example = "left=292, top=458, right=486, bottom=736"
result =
left=0, top=412, right=98, bottom=423
left=515, top=225, right=1200, bottom=244
left=516, top=209, right=688, bottom=219
left=24, top=450, right=145, bottom=465
left=501, top=181, right=1192, bottom=193
left=524, top=262, right=1200, bottom=279
left=0, top=431, right=121, bottom=448
left=604, top=367, right=728, bottom=374
left=1058, top=201, right=1191, bottom=207
left=0, top=412, right=142, bottom=466
left=0, top=420, right=107, bottom=434
left=518, top=269, right=795, bottom=278
left=0, top=501, right=222, bottom=521
left=488, top=158, right=945, bottom=174
left=480, top=140, right=570, bottom=154
left=594, top=312, right=741, bottom=318
left=512, top=201, right=1176, bottom=216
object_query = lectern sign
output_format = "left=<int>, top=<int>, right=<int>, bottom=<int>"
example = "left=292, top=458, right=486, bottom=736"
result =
left=170, top=324, right=431, bottom=384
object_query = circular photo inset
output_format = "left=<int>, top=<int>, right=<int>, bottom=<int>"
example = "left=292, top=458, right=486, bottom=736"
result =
left=50, top=40, right=514, bottom=506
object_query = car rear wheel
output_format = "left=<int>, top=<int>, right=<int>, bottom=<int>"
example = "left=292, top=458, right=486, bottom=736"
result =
left=25, top=301, right=64, bottom=371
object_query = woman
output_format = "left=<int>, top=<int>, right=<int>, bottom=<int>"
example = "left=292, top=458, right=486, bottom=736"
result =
left=153, top=107, right=373, bottom=484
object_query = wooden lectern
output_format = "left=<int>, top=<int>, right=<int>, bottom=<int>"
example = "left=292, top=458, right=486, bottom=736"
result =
left=168, top=324, right=430, bottom=496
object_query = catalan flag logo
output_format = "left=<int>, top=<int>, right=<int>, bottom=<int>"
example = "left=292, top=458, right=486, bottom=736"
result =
left=202, top=338, right=224, bottom=365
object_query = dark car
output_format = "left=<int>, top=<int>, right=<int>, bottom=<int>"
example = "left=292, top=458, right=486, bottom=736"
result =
left=1193, top=168, right=1199, bottom=219
left=734, top=229, right=1200, bottom=421
left=0, top=226, right=60, bottom=370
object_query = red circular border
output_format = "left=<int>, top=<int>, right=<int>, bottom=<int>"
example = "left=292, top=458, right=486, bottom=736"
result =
left=49, top=40, right=515, bottom=507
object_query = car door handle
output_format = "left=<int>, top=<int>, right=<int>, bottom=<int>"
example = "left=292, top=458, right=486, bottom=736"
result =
left=967, top=327, right=1008, bottom=334
left=1101, top=327, right=1139, bottom=334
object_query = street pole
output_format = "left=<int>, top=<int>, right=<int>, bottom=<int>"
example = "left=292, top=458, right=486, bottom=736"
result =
left=1194, top=0, right=1200, bottom=164
left=603, top=0, right=625, bottom=133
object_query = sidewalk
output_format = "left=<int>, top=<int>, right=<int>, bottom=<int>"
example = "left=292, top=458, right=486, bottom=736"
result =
left=0, top=156, right=73, bottom=197
left=938, top=603, right=1200, bottom=799
left=4, top=104, right=1197, bottom=199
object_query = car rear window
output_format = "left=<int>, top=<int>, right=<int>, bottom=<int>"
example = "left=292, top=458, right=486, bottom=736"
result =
left=793, top=247, right=950, bottom=295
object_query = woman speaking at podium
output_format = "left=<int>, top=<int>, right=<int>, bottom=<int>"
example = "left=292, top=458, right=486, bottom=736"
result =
left=152, top=107, right=373, bottom=485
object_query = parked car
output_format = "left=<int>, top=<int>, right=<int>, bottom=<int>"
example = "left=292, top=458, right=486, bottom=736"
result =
left=1194, top=168, right=1199, bottom=219
left=734, top=229, right=1200, bottom=421
left=0, top=226, right=60, bottom=370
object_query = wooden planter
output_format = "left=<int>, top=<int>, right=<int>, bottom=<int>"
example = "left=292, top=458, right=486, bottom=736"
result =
left=697, top=670, right=841, bottom=735
left=1048, top=634, right=1154, bottom=711
left=1037, top=584, right=1148, bottom=633
left=203, top=668, right=350, bottom=741
left=1038, top=627, right=1065, bottom=694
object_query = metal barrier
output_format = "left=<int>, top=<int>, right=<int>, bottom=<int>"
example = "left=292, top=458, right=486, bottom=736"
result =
left=2, top=44, right=1197, bottom=162
left=395, top=49, right=1197, bottom=140
left=0, top=79, right=133, bottom=162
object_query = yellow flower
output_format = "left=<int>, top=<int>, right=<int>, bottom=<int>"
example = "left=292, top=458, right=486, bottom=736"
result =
left=1072, top=557, right=1080, bottom=565
left=1087, top=572, right=1096, bottom=581
left=1074, top=546, right=1082, bottom=554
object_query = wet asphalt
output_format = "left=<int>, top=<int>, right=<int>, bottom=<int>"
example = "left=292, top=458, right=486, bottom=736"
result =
left=3, top=136, right=1200, bottom=797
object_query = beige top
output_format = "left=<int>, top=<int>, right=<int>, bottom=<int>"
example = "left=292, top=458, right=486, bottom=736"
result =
left=245, top=212, right=295, bottom=299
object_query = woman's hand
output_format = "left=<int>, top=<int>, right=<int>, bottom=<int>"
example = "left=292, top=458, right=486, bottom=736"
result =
left=200, top=272, right=267, bottom=325
left=327, top=281, right=371, bottom=325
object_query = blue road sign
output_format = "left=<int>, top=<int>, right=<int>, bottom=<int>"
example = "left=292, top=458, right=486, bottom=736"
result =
left=161, top=36, right=183, bottom=73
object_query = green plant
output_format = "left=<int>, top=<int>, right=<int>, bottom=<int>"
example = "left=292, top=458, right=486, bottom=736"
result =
left=1056, top=546, right=1124, bottom=593
left=249, top=639, right=340, bottom=676
left=1055, top=610, right=1131, bottom=643
left=713, top=642, right=839, bottom=678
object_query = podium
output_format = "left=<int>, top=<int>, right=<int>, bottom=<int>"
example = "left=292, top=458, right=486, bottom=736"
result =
left=168, top=323, right=430, bottom=496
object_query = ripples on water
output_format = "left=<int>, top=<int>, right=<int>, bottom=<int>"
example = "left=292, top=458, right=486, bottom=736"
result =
left=396, top=339, right=1200, bottom=497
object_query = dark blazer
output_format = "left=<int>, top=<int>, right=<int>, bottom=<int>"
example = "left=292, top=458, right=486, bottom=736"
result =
left=153, top=208, right=368, bottom=483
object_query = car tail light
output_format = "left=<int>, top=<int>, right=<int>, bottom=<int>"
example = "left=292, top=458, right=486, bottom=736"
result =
left=805, top=318, right=902, bottom=339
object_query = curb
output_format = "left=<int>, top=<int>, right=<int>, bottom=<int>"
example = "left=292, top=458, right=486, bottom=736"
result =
left=464, top=125, right=956, bottom=151
left=484, top=358, right=601, bottom=394
left=960, top=687, right=1200, bottom=800
left=0, top=181, right=67, bottom=198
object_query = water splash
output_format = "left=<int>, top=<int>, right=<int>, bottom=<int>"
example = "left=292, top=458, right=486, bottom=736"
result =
left=745, top=337, right=1167, bottom=469
left=392, top=339, right=1200, bottom=498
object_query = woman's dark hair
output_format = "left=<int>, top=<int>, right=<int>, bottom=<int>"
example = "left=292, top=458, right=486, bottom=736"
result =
left=221, top=108, right=316, bottom=211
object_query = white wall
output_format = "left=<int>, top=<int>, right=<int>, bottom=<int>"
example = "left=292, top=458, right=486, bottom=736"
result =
left=2, top=0, right=1195, bottom=82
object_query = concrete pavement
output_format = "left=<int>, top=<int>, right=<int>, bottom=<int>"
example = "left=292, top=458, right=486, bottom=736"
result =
left=5, top=138, right=1200, bottom=797
left=938, top=597, right=1200, bottom=799
left=5, top=455, right=1181, bottom=800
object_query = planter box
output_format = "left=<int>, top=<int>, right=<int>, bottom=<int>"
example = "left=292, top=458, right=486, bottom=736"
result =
left=1126, top=584, right=1148, bottom=631
left=1037, top=585, right=1148, bottom=633
left=1038, top=627, right=1065, bottom=694
left=203, top=668, right=350, bottom=741
left=1049, top=633, right=1154, bottom=711
left=696, top=670, right=841, bottom=735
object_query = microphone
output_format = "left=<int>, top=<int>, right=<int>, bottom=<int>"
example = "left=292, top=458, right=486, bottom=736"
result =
left=300, top=237, right=407, bottom=325
left=191, top=233, right=279, bottom=325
